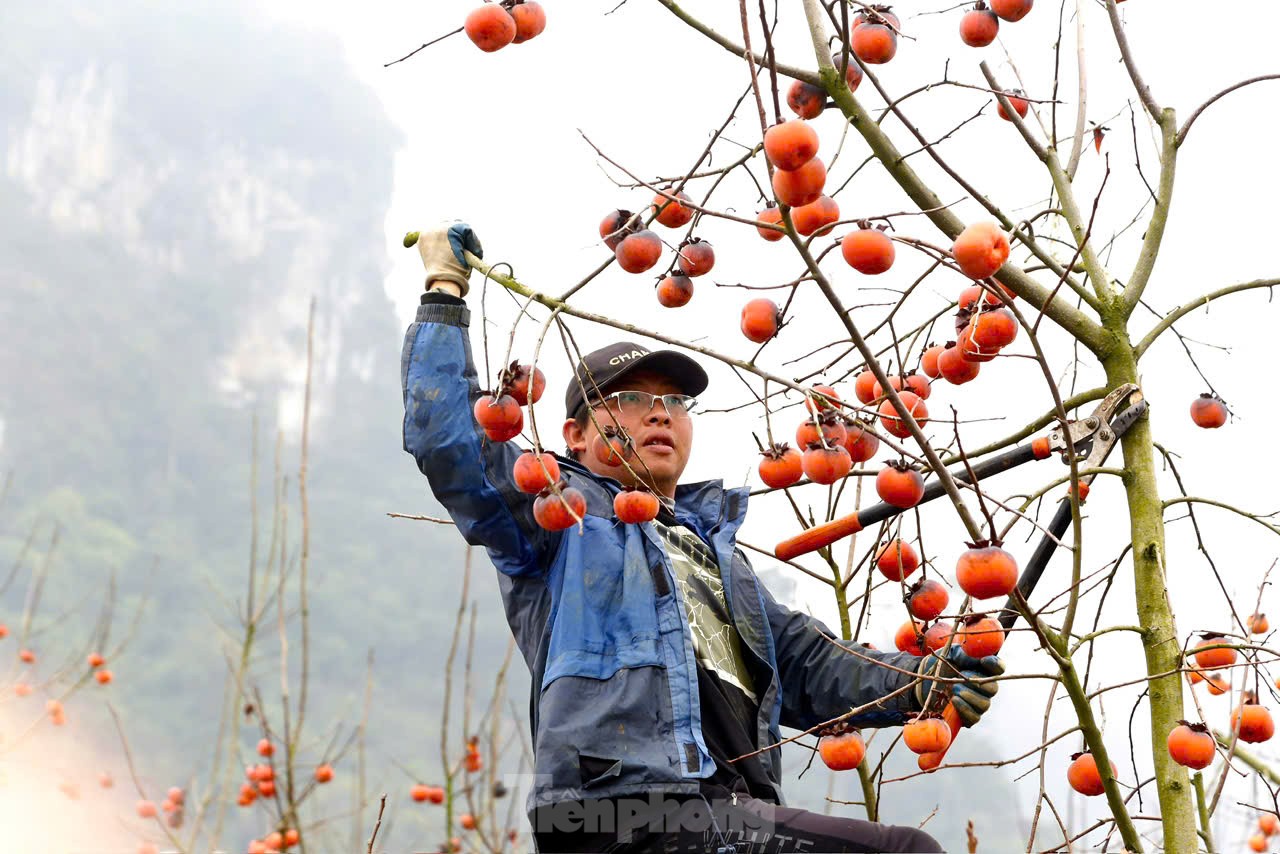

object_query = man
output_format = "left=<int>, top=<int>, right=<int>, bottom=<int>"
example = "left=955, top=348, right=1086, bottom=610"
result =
left=401, top=224, right=1003, bottom=853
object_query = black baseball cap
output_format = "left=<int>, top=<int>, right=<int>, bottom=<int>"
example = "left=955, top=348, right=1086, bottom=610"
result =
left=564, top=341, right=709, bottom=419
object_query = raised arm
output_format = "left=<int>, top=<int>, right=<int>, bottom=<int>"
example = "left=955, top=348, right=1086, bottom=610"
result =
left=400, top=224, right=556, bottom=577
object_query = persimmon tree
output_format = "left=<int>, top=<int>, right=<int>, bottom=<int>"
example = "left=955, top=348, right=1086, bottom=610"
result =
left=401, top=0, right=1280, bottom=850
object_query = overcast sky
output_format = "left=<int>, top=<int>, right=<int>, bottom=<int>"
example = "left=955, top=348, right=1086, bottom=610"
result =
left=262, top=0, right=1280, bottom=844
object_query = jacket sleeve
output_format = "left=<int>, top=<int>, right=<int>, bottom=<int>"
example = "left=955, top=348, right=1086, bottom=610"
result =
left=757, top=575, right=922, bottom=730
left=400, top=293, right=557, bottom=577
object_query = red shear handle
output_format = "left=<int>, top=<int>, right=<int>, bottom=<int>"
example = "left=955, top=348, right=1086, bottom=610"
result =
left=917, top=702, right=963, bottom=771
left=774, top=513, right=863, bottom=562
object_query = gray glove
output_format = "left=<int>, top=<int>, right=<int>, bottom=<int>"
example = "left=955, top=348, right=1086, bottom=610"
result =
left=915, top=643, right=1003, bottom=727
left=409, top=222, right=483, bottom=297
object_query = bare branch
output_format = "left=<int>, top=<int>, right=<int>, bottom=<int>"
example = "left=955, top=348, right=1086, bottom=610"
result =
left=1135, top=278, right=1280, bottom=358
left=1178, top=74, right=1280, bottom=147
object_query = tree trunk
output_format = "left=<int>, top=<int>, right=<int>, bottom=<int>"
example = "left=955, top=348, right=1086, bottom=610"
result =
left=1104, top=341, right=1196, bottom=852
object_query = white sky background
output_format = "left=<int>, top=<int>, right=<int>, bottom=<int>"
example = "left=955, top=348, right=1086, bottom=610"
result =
left=263, top=0, right=1280, bottom=844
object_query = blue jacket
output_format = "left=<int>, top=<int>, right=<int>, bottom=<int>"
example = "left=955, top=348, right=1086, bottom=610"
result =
left=400, top=296, right=923, bottom=815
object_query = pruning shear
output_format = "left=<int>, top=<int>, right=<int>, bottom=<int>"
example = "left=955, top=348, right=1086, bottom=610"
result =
left=772, top=383, right=1148, bottom=769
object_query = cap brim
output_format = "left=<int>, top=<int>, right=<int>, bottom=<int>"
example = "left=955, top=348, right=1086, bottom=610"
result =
left=568, top=348, right=709, bottom=417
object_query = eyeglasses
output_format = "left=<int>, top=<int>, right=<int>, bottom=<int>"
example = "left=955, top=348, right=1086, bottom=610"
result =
left=590, top=390, right=697, bottom=420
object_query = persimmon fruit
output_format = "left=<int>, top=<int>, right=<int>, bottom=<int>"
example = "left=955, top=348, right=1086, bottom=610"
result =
left=792, top=195, right=840, bottom=237
left=474, top=394, right=523, bottom=442
left=923, top=622, right=953, bottom=652
left=676, top=239, right=715, bottom=277
left=1231, top=697, right=1275, bottom=743
left=763, top=120, right=820, bottom=172
left=894, top=620, right=926, bottom=656
left=1067, top=752, right=1115, bottom=797
left=756, top=206, right=785, bottom=242
left=614, top=488, right=660, bottom=524
left=802, top=445, right=852, bottom=485
left=877, top=391, right=928, bottom=439
left=510, top=1, right=547, bottom=42
left=656, top=274, right=694, bottom=308
left=599, top=209, right=636, bottom=249
left=805, top=384, right=840, bottom=414
left=938, top=343, right=981, bottom=385
left=533, top=487, right=586, bottom=531
left=908, top=578, right=949, bottom=621
left=464, top=4, right=517, bottom=52
left=1192, top=634, right=1236, bottom=670
left=958, top=614, right=1005, bottom=657
left=970, top=308, right=1018, bottom=349
left=1166, top=722, right=1215, bottom=770
left=786, top=80, right=825, bottom=120
left=876, top=463, right=925, bottom=509
left=652, top=190, right=694, bottom=228
left=841, top=228, right=896, bottom=274
left=506, top=363, right=545, bottom=406
left=952, top=222, right=1010, bottom=279
left=796, top=414, right=847, bottom=449
left=990, top=0, right=1033, bottom=21
left=997, top=91, right=1029, bottom=121
left=959, top=6, right=999, bottom=47
left=921, top=345, right=944, bottom=379
left=955, top=544, right=1018, bottom=600
left=759, top=444, right=803, bottom=489
left=853, top=369, right=879, bottom=404
left=615, top=229, right=663, bottom=274
left=513, top=452, right=560, bottom=494
left=851, top=22, right=897, bottom=64
left=841, top=419, right=881, bottom=463
left=772, top=157, right=827, bottom=207
left=741, top=299, right=781, bottom=343
left=903, top=717, right=952, bottom=754
left=819, top=731, right=866, bottom=770
left=1190, top=394, right=1227, bottom=429
left=875, top=539, right=920, bottom=582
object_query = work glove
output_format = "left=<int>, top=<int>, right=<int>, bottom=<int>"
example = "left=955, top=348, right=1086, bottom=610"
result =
left=412, top=222, right=483, bottom=297
left=914, top=643, right=1004, bottom=728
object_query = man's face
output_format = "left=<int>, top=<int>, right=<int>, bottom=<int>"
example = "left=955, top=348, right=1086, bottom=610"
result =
left=561, top=370, right=694, bottom=499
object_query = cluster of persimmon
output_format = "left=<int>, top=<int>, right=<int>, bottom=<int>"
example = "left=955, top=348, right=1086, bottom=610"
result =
left=489, top=365, right=665, bottom=529
left=463, top=1, right=545, bottom=53
left=600, top=189, right=716, bottom=309
left=474, top=360, right=545, bottom=443
left=959, top=0, right=1035, bottom=49
left=1250, top=812, right=1280, bottom=852
left=86, top=650, right=113, bottom=685
left=46, top=698, right=66, bottom=726
left=1066, top=631, right=1276, bottom=799
left=891, top=544, right=1015, bottom=662
left=465, top=735, right=484, bottom=772
left=135, top=786, right=187, bottom=831
left=753, top=219, right=1014, bottom=488
left=239, top=760, right=277, bottom=806
left=411, top=783, right=447, bottom=804
left=246, top=827, right=301, bottom=854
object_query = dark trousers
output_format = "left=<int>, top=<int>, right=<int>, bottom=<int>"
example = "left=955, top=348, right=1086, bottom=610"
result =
left=531, top=793, right=944, bottom=853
